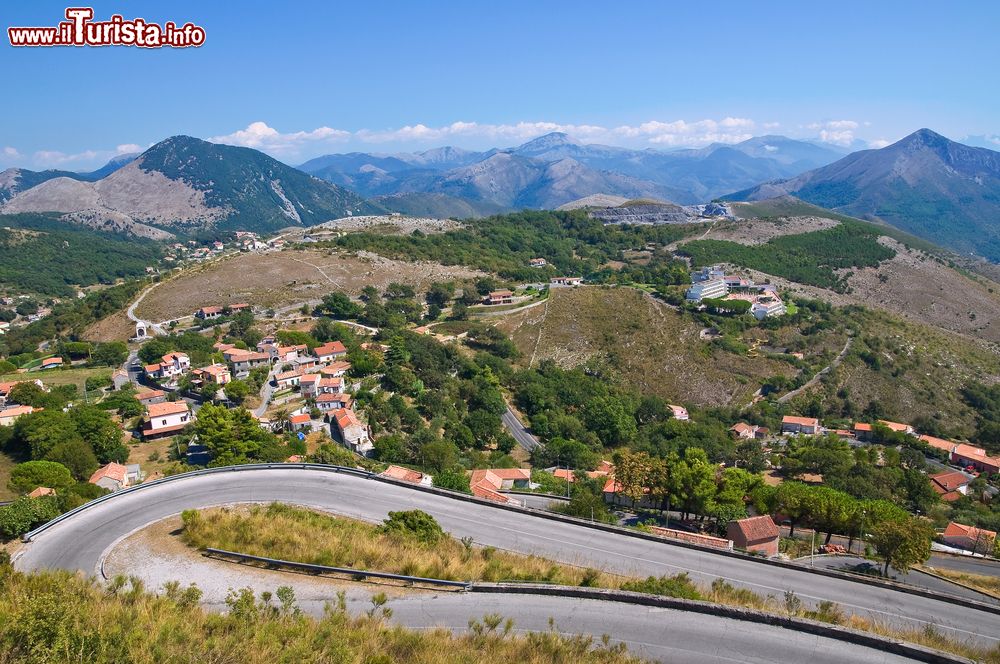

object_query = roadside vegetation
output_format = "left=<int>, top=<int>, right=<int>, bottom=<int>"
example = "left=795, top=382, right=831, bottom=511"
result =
left=179, top=505, right=1000, bottom=663
left=0, top=551, right=640, bottom=664
left=181, top=503, right=623, bottom=586
left=919, top=567, right=1000, bottom=599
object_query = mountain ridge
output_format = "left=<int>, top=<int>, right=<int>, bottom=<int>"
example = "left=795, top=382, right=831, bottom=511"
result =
left=297, top=132, right=845, bottom=210
left=728, top=129, right=1000, bottom=260
left=1, top=135, right=379, bottom=236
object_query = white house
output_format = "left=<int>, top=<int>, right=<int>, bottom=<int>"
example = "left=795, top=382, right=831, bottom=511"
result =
left=299, top=373, right=322, bottom=398
left=145, top=352, right=190, bottom=380
left=316, top=392, right=351, bottom=413
left=333, top=408, right=372, bottom=455
left=313, top=341, right=348, bottom=364
left=142, top=401, right=192, bottom=439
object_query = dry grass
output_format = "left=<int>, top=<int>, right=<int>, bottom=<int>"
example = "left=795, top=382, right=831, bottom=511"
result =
left=0, top=565, right=641, bottom=664
left=180, top=504, right=1000, bottom=663
left=804, top=309, right=1000, bottom=435
left=135, top=249, right=485, bottom=321
left=919, top=567, right=1000, bottom=598
left=0, top=366, right=110, bottom=393
left=494, top=286, right=796, bottom=406
left=182, top=504, right=622, bottom=587
left=0, top=452, right=18, bottom=502
left=81, top=309, right=136, bottom=343
left=698, top=215, right=841, bottom=245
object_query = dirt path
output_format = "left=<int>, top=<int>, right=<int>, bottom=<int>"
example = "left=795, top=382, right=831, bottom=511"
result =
left=777, top=335, right=854, bottom=404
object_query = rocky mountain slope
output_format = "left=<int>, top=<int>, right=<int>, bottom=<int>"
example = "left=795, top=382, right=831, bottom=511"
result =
left=729, top=129, right=1000, bottom=261
left=0, top=154, right=137, bottom=203
left=1, top=136, right=379, bottom=236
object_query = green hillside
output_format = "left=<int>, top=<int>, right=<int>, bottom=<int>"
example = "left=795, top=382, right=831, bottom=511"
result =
left=0, top=213, right=161, bottom=296
left=138, top=136, right=383, bottom=233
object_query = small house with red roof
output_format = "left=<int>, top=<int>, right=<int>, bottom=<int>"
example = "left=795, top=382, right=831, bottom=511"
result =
left=781, top=415, right=819, bottom=435
left=929, top=471, right=972, bottom=502
left=942, top=522, right=997, bottom=554
left=382, top=465, right=430, bottom=485
left=314, top=341, right=348, bottom=364
left=89, top=462, right=130, bottom=492
left=727, top=515, right=780, bottom=556
left=333, top=408, right=371, bottom=455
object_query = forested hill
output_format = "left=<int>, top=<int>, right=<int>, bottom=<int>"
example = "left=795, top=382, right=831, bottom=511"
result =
left=0, top=213, right=161, bottom=296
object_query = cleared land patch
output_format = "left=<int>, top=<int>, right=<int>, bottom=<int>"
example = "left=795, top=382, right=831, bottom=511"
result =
left=135, top=249, right=485, bottom=321
left=495, top=286, right=796, bottom=407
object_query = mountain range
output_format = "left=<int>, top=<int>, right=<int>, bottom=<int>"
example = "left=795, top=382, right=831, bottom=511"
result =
left=2, top=129, right=1000, bottom=263
left=729, top=129, right=1000, bottom=261
left=0, top=136, right=377, bottom=237
left=297, top=133, right=845, bottom=214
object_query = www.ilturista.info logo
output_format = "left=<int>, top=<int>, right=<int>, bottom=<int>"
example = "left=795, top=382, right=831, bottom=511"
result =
left=8, top=7, right=205, bottom=48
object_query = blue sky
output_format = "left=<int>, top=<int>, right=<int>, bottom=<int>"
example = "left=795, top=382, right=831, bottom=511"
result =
left=2, top=0, right=998, bottom=169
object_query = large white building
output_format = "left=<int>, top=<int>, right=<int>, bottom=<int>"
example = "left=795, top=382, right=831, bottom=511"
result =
left=751, top=296, right=787, bottom=319
left=686, top=279, right=727, bottom=301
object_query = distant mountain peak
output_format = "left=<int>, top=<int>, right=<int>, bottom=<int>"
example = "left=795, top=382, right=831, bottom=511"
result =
left=729, top=129, right=1000, bottom=260
left=515, top=132, right=582, bottom=152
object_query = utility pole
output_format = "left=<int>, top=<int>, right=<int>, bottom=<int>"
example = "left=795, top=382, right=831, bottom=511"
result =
left=810, top=530, right=815, bottom=568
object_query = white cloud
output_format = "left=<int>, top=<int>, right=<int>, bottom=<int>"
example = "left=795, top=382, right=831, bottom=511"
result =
left=3, top=147, right=19, bottom=158
left=868, top=138, right=891, bottom=149
left=209, top=121, right=350, bottom=153
left=33, top=149, right=101, bottom=166
left=806, top=120, right=861, bottom=146
left=116, top=143, right=141, bottom=154
left=612, top=117, right=755, bottom=146
left=207, top=117, right=760, bottom=159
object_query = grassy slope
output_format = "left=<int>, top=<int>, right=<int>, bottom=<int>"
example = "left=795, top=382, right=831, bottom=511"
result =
left=0, top=366, right=110, bottom=393
left=0, top=452, right=17, bottom=501
left=729, top=197, right=950, bottom=257
left=799, top=309, right=1000, bottom=436
left=183, top=503, right=620, bottom=586
left=494, top=286, right=796, bottom=407
left=177, top=504, right=1000, bottom=663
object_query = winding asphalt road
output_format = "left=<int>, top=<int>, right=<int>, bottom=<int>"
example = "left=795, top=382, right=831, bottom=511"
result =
left=14, top=467, right=999, bottom=656
left=502, top=406, right=542, bottom=451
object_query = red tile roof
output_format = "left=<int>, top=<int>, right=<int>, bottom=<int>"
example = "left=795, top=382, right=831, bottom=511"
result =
left=943, top=521, right=997, bottom=542
left=853, top=422, right=873, bottom=432
left=0, top=405, right=36, bottom=419
left=930, top=471, right=970, bottom=493
left=382, top=465, right=424, bottom=483
left=315, top=341, right=347, bottom=357
left=782, top=416, right=819, bottom=427
left=919, top=434, right=955, bottom=453
left=877, top=420, right=911, bottom=433
left=89, top=462, right=127, bottom=486
left=730, top=515, right=779, bottom=542
left=146, top=401, right=189, bottom=417
left=334, top=408, right=362, bottom=429
left=288, top=413, right=312, bottom=425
